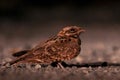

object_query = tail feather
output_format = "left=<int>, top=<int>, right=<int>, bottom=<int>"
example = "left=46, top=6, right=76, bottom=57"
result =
left=2, top=50, right=30, bottom=66
left=12, top=50, right=29, bottom=57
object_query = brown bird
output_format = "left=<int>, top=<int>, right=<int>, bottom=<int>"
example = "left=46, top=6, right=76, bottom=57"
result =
left=5, top=26, right=85, bottom=68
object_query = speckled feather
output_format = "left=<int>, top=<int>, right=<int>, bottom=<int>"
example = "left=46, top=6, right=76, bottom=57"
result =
left=8, top=26, right=85, bottom=65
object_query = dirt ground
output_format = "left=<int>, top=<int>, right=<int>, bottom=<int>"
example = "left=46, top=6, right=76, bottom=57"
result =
left=0, top=63, right=120, bottom=80
left=0, top=23, right=120, bottom=80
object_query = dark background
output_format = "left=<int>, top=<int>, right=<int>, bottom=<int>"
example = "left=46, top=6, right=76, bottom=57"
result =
left=0, top=0, right=120, bottom=36
left=0, top=0, right=120, bottom=63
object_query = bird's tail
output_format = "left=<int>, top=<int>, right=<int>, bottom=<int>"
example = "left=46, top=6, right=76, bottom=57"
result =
left=12, top=50, right=29, bottom=57
left=2, top=50, right=30, bottom=66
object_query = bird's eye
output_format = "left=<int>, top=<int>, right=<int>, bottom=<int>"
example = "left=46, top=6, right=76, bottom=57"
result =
left=70, top=28, right=76, bottom=33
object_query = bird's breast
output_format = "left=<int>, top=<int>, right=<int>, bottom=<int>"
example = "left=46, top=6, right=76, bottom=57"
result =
left=57, top=38, right=81, bottom=60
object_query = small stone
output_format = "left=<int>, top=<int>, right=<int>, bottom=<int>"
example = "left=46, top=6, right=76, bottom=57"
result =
left=98, top=66, right=102, bottom=69
left=35, top=64, right=41, bottom=69
left=1, top=58, right=12, bottom=64
left=103, top=70, right=108, bottom=73
left=88, top=66, right=92, bottom=71
left=82, top=70, right=89, bottom=75
left=80, top=67, right=87, bottom=70
left=5, top=63, right=11, bottom=68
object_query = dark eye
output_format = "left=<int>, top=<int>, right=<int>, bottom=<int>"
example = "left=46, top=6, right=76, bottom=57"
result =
left=70, top=28, right=76, bottom=32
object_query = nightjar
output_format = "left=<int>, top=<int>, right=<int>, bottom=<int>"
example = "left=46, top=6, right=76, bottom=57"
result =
left=5, top=26, right=85, bottom=67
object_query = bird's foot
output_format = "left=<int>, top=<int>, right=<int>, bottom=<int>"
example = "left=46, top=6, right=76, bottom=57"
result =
left=57, top=62, right=64, bottom=69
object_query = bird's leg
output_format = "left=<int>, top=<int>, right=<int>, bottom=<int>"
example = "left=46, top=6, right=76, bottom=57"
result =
left=57, top=62, right=65, bottom=69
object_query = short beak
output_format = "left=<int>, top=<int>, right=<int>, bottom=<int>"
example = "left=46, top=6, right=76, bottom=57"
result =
left=78, top=28, right=86, bottom=34
left=80, top=29, right=86, bottom=32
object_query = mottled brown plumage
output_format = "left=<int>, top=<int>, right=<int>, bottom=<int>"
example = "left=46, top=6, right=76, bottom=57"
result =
left=7, top=26, right=85, bottom=66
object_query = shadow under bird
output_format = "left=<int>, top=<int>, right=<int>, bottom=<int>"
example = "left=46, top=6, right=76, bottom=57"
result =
left=4, top=26, right=85, bottom=68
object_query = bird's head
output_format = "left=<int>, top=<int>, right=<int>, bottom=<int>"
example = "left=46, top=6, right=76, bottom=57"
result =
left=57, top=26, right=85, bottom=37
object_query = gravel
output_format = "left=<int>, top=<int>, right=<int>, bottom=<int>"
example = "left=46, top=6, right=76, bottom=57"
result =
left=0, top=62, right=120, bottom=80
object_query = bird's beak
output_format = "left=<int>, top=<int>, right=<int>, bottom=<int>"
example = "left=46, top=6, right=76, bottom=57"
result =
left=80, top=29, right=86, bottom=33
left=78, top=28, right=86, bottom=34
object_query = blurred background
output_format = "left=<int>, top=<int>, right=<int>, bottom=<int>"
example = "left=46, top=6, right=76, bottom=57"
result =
left=0, top=0, right=120, bottom=63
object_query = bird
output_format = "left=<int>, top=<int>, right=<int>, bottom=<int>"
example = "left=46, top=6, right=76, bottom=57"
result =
left=4, top=26, right=85, bottom=68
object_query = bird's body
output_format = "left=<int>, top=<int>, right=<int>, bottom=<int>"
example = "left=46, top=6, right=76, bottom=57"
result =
left=7, top=26, right=85, bottom=66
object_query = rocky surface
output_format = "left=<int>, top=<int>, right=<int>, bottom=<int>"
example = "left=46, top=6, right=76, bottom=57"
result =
left=0, top=62, right=120, bottom=80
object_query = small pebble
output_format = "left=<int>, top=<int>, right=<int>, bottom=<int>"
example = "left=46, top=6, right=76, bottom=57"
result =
left=80, top=67, right=87, bottom=70
left=83, top=70, right=89, bottom=74
left=35, top=64, right=41, bottom=69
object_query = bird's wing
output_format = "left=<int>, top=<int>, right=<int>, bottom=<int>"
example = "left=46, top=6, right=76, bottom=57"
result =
left=32, top=36, right=80, bottom=62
